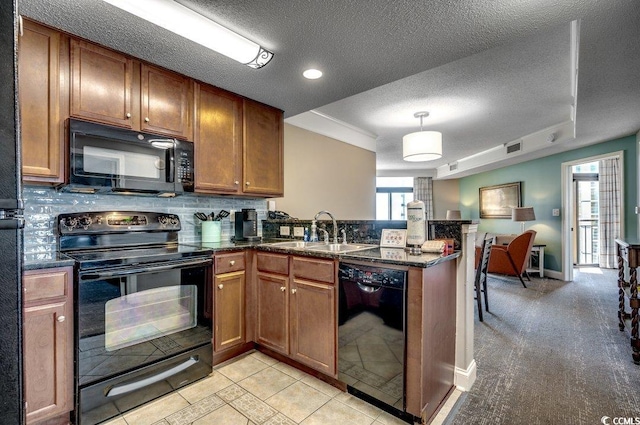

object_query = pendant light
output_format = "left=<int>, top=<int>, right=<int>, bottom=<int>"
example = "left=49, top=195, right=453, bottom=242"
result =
left=403, top=112, right=442, bottom=162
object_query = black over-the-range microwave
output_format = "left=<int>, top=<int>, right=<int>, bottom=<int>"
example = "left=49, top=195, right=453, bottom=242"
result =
left=64, top=118, right=194, bottom=196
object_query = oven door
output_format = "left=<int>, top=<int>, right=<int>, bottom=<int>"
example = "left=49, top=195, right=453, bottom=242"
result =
left=76, top=257, right=212, bottom=423
left=69, top=119, right=177, bottom=194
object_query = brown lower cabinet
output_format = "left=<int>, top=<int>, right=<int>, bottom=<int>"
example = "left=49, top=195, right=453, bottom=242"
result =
left=213, top=252, right=247, bottom=352
left=255, top=253, right=337, bottom=376
left=23, top=267, right=74, bottom=425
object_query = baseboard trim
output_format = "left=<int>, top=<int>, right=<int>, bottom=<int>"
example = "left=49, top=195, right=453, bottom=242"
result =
left=454, top=360, right=476, bottom=391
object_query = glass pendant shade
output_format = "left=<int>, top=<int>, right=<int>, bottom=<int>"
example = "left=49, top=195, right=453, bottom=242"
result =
left=403, top=131, right=443, bottom=162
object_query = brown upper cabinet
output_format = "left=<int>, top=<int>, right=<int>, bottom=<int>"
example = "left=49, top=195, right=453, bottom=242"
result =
left=70, top=39, right=193, bottom=140
left=194, top=86, right=284, bottom=197
left=20, top=19, right=282, bottom=197
left=19, top=20, right=68, bottom=184
left=243, top=99, right=284, bottom=197
left=194, top=83, right=243, bottom=194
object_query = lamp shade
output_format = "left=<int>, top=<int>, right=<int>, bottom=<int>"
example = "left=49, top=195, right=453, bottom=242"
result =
left=403, top=131, right=442, bottom=162
left=446, top=210, right=461, bottom=220
left=512, top=207, right=536, bottom=222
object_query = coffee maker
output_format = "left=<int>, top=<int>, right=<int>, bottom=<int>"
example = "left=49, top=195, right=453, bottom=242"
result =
left=234, top=208, right=260, bottom=241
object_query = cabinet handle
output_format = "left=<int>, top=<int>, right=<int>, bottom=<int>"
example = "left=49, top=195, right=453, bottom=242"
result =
left=126, top=112, right=131, bottom=118
left=57, top=315, right=66, bottom=323
left=291, top=289, right=297, bottom=294
left=218, top=284, right=224, bottom=290
left=18, top=15, right=23, bottom=37
left=229, top=260, right=235, bottom=266
left=280, top=286, right=286, bottom=292
left=144, top=117, right=150, bottom=123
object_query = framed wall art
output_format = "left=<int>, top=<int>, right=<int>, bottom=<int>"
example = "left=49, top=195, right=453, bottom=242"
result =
left=479, top=182, right=522, bottom=219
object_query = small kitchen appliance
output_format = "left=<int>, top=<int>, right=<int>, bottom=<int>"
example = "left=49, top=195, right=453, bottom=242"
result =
left=234, top=208, right=260, bottom=241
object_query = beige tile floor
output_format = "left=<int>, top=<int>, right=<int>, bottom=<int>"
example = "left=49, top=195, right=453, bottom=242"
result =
left=103, top=350, right=461, bottom=425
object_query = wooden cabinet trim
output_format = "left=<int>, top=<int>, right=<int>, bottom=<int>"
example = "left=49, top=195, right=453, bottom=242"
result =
left=256, top=252, right=289, bottom=275
left=214, top=270, right=246, bottom=352
left=292, top=256, right=335, bottom=284
left=215, top=251, right=246, bottom=274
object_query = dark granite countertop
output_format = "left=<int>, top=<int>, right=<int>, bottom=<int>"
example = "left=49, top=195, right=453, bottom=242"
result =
left=24, top=252, right=76, bottom=271
left=24, top=239, right=460, bottom=271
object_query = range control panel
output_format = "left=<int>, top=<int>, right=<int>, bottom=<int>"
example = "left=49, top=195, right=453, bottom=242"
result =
left=338, top=263, right=407, bottom=289
left=57, top=211, right=180, bottom=234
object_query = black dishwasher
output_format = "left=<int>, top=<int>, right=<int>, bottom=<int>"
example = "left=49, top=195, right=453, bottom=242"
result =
left=338, top=262, right=411, bottom=422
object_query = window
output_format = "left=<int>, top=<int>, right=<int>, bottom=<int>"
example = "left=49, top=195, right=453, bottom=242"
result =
left=376, top=177, right=414, bottom=220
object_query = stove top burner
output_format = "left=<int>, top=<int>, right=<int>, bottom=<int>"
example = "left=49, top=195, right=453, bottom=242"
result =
left=65, top=243, right=212, bottom=270
left=57, top=211, right=213, bottom=269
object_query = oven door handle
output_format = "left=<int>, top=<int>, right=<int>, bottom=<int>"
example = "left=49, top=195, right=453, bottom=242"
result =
left=79, top=257, right=212, bottom=280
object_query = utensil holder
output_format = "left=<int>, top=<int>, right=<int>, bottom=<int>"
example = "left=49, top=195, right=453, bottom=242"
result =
left=202, top=221, right=221, bottom=243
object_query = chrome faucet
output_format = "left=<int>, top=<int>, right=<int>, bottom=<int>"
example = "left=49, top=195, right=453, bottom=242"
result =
left=311, top=210, right=338, bottom=245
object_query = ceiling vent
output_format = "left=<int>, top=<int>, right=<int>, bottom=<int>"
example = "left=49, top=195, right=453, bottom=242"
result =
left=449, top=163, right=458, bottom=171
left=505, top=141, right=523, bottom=155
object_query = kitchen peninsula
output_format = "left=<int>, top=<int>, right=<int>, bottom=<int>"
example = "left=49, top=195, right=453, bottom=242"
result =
left=25, top=231, right=460, bottom=424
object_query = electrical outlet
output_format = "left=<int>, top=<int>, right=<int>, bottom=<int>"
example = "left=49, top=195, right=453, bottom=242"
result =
left=552, top=208, right=560, bottom=217
left=293, top=227, right=304, bottom=237
left=280, top=226, right=290, bottom=236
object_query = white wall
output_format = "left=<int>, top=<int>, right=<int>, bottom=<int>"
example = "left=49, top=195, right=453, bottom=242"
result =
left=272, top=124, right=376, bottom=220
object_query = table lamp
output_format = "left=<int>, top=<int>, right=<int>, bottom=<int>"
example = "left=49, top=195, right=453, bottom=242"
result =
left=446, top=210, right=461, bottom=220
left=512, top=207, right=535, bottom=233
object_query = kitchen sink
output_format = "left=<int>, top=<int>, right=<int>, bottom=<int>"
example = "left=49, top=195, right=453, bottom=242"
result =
left=305, top=243, right=377, bottom=254
left=266, top=241, right=324, bottom=249
left=264, top=241, right=377, bottom=254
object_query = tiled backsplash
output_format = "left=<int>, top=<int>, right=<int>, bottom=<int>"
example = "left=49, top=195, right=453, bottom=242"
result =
left=23, top=186, right=266, bottom=262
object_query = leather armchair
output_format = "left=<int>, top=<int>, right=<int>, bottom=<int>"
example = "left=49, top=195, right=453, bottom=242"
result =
left=486, top=230, right=537, bottom=287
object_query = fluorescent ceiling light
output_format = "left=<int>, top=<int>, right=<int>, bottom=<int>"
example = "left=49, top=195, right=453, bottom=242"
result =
left=102, top=0, right=273, bottom=68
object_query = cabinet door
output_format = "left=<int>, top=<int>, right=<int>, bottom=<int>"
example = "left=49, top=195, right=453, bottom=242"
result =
left=214, top=271, right=245, bottom=352
left=242, top=99, right=284, bottom=196
left=23, top=268, right=73, bottom=424
left=141, top=64, right=192, bottom=139
left=256, top=272, right=289, bottom=354
left=71, top=39, right=135, bottom=128
left=194, top=83, right=242, bottom=193
left=19, top=20, right=67, bottom=183
left=290, top=278, right=336, bottom=376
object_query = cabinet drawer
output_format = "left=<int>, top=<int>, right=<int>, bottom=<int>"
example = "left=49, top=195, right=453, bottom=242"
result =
left=257, top=252, right=289, bottom=275
left=215, top=252, right=245, bottom=274
left=23, top=268, right=71, bottom=305
left=292, top=257, right=335, bottom=284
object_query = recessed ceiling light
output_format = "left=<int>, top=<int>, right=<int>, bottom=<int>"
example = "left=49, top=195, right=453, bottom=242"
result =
left=303, top=69, right=323, bottom=79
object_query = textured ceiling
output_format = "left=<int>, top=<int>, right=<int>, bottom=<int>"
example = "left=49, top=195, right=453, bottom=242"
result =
left=20, top=0, right=640, bottom=177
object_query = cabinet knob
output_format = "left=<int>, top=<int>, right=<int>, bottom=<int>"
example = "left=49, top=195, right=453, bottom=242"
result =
left=57, top=315, right=66, bottom=323
left=291, top=289, right=297, bottom=294
left=126, top=112, right=131, bottom=118
left=144, top=117, right=150, bottom=123
left=218, top=284, right=224, bottom=289
left=245, top=181, right=250, bottom=186
left=280, top=286, right=286, bottom=292
left=229, top=260, right=235, bottom=266
left=234, top=181, right=239, bottom=185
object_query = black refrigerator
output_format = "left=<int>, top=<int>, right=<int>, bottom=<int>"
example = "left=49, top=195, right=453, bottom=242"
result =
left=0, top=1, right=25, bottom=424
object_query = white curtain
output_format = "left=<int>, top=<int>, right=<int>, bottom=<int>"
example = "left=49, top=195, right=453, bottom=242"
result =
left=598, top=157, right=621, bottom=268
left=413, top=177, right=434, bottom=219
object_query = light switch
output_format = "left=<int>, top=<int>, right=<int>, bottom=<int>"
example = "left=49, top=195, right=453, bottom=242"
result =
left=280, top=226, right=290, bottom=236
left=552, top=208, right=560, bottom=217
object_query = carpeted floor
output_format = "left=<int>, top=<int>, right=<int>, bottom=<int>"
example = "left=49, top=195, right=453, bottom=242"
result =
left=450, top=268, right=640, bottom=425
